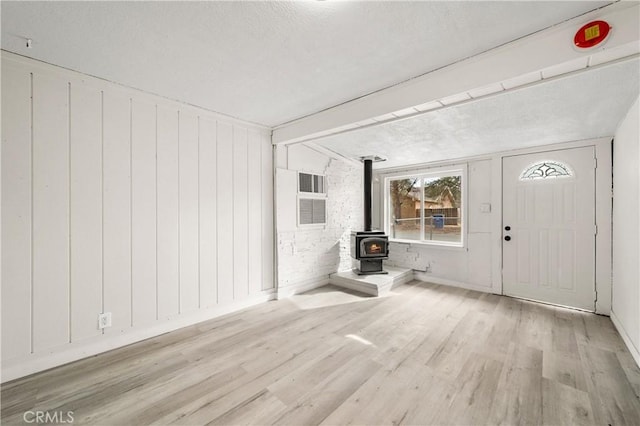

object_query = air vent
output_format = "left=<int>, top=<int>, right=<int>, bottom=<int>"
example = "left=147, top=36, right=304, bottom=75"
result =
left=299, top=199, right=326, bottom=225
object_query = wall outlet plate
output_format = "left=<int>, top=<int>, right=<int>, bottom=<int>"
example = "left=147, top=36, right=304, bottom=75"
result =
left=480, top=203, right=492, bottom=213
left=98, top=312, right=112, bottom=329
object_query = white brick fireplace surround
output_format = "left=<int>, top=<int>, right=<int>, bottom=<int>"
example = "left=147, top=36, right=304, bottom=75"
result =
left=276, top=145, right=363, bottom=297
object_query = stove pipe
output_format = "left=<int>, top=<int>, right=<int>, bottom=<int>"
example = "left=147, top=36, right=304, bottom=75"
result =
left=363, top=158, right=373, bottom=232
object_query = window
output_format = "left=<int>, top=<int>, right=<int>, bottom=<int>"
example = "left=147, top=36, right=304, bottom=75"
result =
left=519, top=160, right=573, bottom=181
left=386, top=170, right=463, bottom=246
left=299, top=172, right=325, bottom=194
left=298, top=172, right=326, bottom=226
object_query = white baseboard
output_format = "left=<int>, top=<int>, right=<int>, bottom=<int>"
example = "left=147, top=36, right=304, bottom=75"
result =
left=276, top=276, right=329, bottom=299
left=1, top=290, right=276, bottom=383
left=611, top=310, right=640, bottom=368
left=413, top=272, right=498, bottom=294
left=390, top=268, right=415, bottom=289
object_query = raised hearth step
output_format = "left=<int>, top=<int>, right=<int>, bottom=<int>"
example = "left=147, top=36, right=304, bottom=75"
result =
left=329, top=266, right=413, bottom=297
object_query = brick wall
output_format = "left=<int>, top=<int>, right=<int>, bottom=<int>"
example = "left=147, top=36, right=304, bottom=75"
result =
left=277, top=157, right=363, bottom=291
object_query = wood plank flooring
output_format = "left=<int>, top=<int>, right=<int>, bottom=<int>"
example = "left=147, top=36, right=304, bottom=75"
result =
left=2, top=281, right=640, bottom=425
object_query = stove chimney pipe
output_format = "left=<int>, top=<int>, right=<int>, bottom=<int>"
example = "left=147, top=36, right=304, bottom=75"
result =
left=364, top=158, right=373, bottom=232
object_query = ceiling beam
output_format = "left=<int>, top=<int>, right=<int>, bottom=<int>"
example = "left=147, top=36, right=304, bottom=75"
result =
left=272, top=1, right=639, bottom=145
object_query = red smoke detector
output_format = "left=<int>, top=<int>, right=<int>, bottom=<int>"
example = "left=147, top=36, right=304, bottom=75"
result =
left=574, top=20, right=611, bottom=49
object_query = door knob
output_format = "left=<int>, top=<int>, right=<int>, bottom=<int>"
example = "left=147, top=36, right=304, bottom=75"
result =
left=504, top=236, right=511, bottom=241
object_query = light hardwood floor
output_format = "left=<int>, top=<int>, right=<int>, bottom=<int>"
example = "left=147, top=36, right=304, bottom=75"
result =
left=2, top=281, right=640, bottom=425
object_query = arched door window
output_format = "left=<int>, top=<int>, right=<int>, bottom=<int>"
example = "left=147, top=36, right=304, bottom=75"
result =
left=519, top=160, right=573, bottom=181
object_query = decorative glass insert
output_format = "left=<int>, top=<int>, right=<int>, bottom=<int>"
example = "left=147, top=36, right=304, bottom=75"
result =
left=519, top=161, right=573, bottom=181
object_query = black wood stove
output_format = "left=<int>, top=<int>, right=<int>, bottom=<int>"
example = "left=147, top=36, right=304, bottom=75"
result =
left=351, top=156, right=389, bottom=275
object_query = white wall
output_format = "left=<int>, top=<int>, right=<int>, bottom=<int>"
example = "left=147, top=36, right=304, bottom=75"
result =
left=612, top=96, right=640, bottom=364
left=376, top=159, right=497, bottom=293
left=275, top=145, right=362, bottom=296
left=1, top=52, right=274, bottom=381
left=373, top=138, right=612, bottom=302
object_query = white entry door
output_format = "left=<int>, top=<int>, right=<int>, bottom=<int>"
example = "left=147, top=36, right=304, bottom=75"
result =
left=502, top=146, right=596, bottom=311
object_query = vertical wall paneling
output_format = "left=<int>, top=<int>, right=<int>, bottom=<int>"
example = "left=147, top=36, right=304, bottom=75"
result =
left=32, top=72, right=70, bottom=351
left=468, top=160, right=492, bottom=233
left=233, top=126, right=249, bottom=299
left=69, top=82, right=103, bottom=341
left=199, top=118, right=218, bottom=307
left=247, top=130, right=263, bottom=295
left=156, top=106, right=180, bottom=319
left=102, top=91, right=132, bottom=333
left=1, top=53, right=275, bottom=380
left=216, top=122, right=234, bottom=303
left=1, top=62, right=33, bottom=358
left=131, top=99, right=158, bottom=326
left=612, top=98, right=639, bottom=351
left=262, top=135, right=274, bottom=290
left=178, top=112, right=200, bottom=312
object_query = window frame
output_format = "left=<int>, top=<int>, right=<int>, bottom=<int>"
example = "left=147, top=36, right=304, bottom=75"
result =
left=298, top=172, right=326, bottom=194
left=382, top=165, right=467, bottom=248
left=297, top=171, right=327, bottom=228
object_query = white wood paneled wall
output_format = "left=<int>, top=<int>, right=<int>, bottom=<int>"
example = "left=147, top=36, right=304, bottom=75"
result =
left=1, top=52, right=274, bottom=380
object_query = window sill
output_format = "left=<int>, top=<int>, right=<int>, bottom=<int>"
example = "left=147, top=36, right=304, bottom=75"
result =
left=297, top=224, right=327, bottom=230
left=389, top=239, right=466, bottom=250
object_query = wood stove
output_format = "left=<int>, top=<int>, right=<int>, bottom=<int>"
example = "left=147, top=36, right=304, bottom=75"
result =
left=352, top=156, right=389, bottom=275
left=351, top=231, right=388, bottom=274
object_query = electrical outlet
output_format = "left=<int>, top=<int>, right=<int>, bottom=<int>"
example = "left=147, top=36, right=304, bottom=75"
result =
left=98, top=312, right=112, bottom=329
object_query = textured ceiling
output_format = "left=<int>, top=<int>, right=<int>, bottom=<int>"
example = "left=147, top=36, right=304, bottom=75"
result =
left=1, top=1, right=611, bottom=127
left=314, top=59, right=640, bottom=170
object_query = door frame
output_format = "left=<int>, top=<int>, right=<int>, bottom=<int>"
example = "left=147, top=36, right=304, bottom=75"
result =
left=492, top=137, right=612, bottom=314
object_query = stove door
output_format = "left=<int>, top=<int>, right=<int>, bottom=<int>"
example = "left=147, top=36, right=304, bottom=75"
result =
left=359, top=237, right=388, bottom=258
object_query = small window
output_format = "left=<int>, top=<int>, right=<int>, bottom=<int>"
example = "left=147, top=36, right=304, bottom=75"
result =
left=387, top=171, right=463, bottom=246
left=299, top=173, right=313, bottom=192
left=314, top=174, right=325, bottom=193
left=298, top=172, right=327, bottom=226
left=299, top=172, right=325, bottom=194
